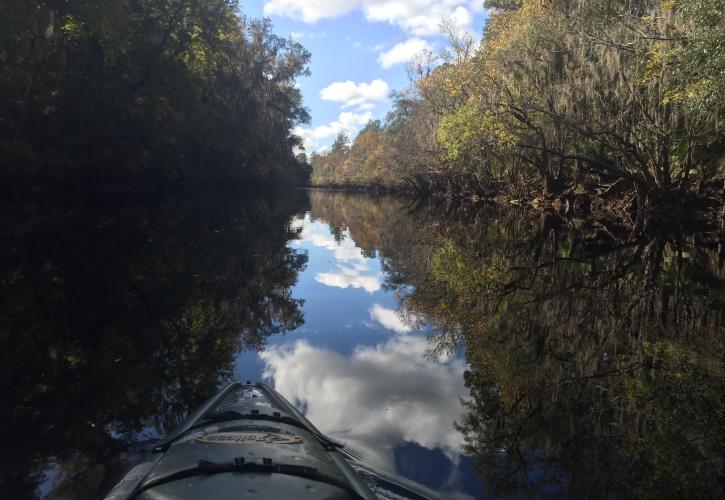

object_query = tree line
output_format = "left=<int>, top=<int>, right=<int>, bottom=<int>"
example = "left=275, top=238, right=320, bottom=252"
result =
left=1, top=1, right=312, bottom=188
left=310, top=0, right=724, bottom=219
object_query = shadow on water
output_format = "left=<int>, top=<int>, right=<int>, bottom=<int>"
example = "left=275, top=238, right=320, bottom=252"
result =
left=0, top=191, right=310, bottom=498
left=1, top=189, right=723, bottom=499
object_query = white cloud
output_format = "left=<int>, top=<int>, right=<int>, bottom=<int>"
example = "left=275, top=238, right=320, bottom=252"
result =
left=451, top=5, right=474, bottom=27
left=369, top=304, right=412, bottom=334
left=378, top=38, right=433, bottom=68
left=260, top=336, right=469, bottom=467
left=263, top=1, right=484, bottom=37
left=294, top=110, right=373, bottom=151
left=264, top=0, right=359, bottom=23
left=320, top=79, right=390, bottom=109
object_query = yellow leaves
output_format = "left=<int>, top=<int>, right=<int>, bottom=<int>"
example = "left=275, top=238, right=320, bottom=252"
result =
left=64, top=353, right=85, bottom=367
left=639, top=39, right=681, bottom=89
left=485, top=0, right=556, bottom=57
left=417, top=59, right=477, bottom=103
left=62, top=15, right=85, bottom=38
left=660, top=0, right=676, bottom=13
left=640, top=49, right=665, bottom=85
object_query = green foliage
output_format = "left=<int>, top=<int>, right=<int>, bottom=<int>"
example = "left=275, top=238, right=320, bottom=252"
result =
left=669, top=0, right=725, bottom=112
left=437, top=104, right=488, bottom=166
left=330, top=131, right=350, bottom=154
left=0, top=0, right=311, bottom=188
left=358, top=119, right=383, bottom=135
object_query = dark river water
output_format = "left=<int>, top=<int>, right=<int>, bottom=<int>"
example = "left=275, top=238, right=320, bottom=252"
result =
left=1, top=189, right=723, bottom=499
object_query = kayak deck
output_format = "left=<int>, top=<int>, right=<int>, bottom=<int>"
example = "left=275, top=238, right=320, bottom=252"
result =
left=105, top=382, right=438, bottom=500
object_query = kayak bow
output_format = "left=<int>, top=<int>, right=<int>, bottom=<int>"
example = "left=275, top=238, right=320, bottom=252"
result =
left=105, top=382, right=439, bottom=499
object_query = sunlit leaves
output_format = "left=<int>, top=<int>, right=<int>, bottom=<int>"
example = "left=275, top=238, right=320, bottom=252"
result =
left=313, top=0, right=723, bottom=204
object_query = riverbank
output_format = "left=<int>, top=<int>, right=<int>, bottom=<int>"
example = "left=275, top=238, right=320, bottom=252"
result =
left=311, top=176, right=724, bottom=245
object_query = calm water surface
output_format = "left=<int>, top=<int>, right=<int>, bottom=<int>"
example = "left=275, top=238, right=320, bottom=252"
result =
left=1, top=189, right=722, bottom=499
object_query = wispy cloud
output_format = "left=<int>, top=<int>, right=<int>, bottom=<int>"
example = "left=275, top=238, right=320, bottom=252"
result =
left=290, top=30, right=328, bottom=39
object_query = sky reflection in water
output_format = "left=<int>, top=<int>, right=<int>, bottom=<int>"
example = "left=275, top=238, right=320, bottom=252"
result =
left=235, top=213, right=480, bottom=498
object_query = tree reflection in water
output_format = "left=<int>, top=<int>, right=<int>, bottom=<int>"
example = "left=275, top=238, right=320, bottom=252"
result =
left=2, top=189, right=722, bottom=499
left=308, top=190, right=724, bottom=498
left=0, top=192, right=309, bottom=498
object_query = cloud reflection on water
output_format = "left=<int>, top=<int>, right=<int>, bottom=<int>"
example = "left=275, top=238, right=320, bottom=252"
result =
left=368, top=304, right=412, bottom=333
left=290, top=214, right=383, bottom=293
left=260, top=335, right=468, bottom=469
left=316, top=265, right=382, bottom=293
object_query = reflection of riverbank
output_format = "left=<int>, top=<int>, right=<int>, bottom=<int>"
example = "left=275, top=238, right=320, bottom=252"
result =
left=4, top=189, right=722, bottom=499
left=408, top=207, right=724, bottom=498
left=305, top=189, right=725, bottom=498
left=0, top=192, right=310, bottom=499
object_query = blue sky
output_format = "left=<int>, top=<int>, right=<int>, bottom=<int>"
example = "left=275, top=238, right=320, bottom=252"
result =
left=242, top=1, right=488, bottom=152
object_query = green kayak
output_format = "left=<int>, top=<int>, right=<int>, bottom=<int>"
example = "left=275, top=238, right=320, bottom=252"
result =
left=104, top=382, right=439, bottom=499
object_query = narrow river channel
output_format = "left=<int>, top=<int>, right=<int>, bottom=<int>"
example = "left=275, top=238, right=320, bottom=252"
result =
left=1, top=189, right=722, bottom=498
